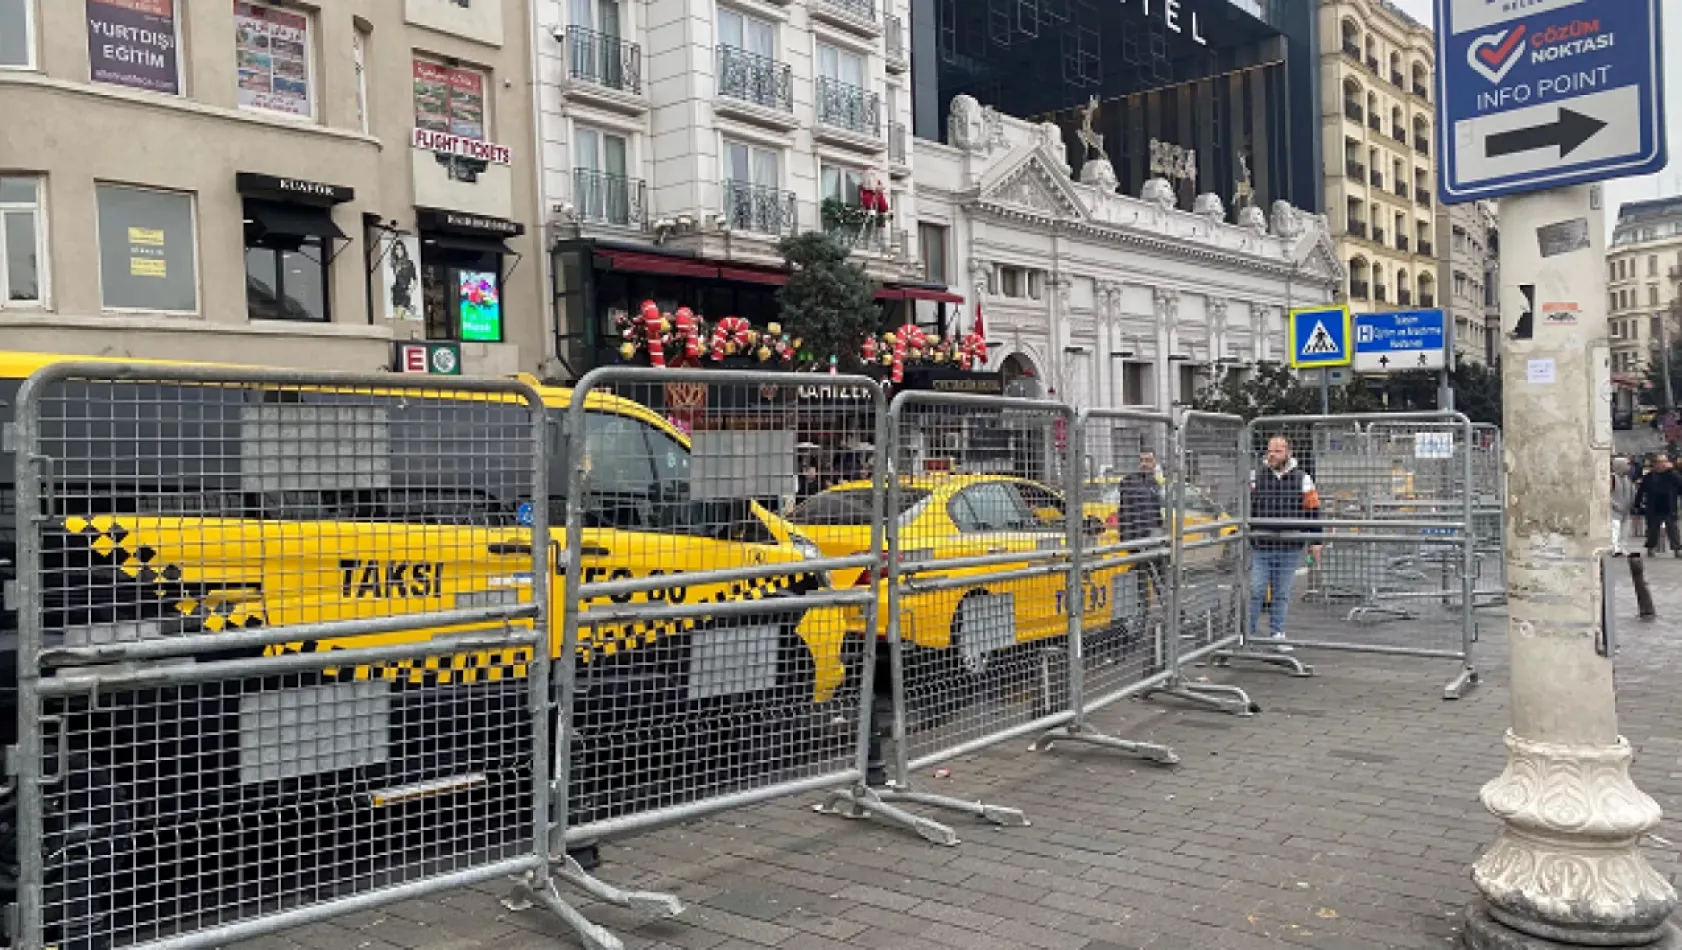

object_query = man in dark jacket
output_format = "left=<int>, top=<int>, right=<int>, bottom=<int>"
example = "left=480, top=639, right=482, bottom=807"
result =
left=1116, top=449, right=1166, bottom=541
left=1249, top=436, right=1322, bottom=650
left=1634, top=454, right=1682, bottom=557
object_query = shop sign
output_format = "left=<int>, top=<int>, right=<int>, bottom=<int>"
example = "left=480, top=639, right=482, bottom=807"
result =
left=86, top=0, right=181, bottom=94
left=235, top=172, right=354, bottom=205
left=393, top=341, right=462, bottom=376
left=421, top=210, right=524, bottom=236
left=412, top=128, right=513, bottom=166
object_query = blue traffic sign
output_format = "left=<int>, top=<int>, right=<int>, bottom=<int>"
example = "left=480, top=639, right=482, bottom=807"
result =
left=1355, top=310, right=1447, bottom=373
left=1289, top=306, right=1352, bottom=369
left=1436, top=0, right=1667, bottom=203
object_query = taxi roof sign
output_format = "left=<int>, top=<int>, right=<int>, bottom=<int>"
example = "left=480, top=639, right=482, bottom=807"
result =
left=1289, top=306, right=1353, bottom=369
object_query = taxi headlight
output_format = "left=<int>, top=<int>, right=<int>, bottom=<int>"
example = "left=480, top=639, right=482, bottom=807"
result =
left=789, top=533, right=833, bottom=589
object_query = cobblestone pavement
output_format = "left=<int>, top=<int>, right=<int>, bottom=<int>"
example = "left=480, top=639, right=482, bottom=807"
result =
left=233, top=559, right=1682, bottom=950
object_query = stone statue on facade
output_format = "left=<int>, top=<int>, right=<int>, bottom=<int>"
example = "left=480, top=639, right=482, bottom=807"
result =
left=949, top=95, right=982, bottom=152
left=1038, top=122, right=1070, bottom=174
left=1075, top=95, right=1119, bottom=193
left=1234, top=153, right=1255, bottom=210
left=1193, top=193, right=1226, bottom=225
left=1270, top=200, right=1308, bottom=240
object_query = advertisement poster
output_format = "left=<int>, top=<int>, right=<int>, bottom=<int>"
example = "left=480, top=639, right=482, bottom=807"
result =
left=381, top=233, right=423, bottom=324
left=234, top=2, right=311, bottom=117
left=96, top=185, right=197, bottom=312
left=86, top=0, right=180, bottom=94
left=458, top=270, right=502, bottom=342
left=412, top=60, right=485, bottom=141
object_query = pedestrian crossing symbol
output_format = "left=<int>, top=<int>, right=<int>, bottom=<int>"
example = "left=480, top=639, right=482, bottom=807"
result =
left=1289, top=306, right=1353, bottom=368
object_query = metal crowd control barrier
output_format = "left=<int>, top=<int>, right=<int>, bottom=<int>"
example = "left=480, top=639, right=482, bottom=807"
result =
left=1034, top=408, right=1181, bottom=762
left=552, top=368, right=890, bottom=938
left=1216, top=411, right=1480, bottom=699
left=7, top=364, right=566, bottom=950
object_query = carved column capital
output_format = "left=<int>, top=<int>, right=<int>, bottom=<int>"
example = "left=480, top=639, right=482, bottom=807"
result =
left=1153, top=288, right=1180, bottom=322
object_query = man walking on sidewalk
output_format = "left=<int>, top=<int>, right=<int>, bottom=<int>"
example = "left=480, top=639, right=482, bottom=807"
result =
left=1634, top=453, right=1682, bottom=557
left=1611, top=457, right=1639, bottom=556
left=1249, top=436, right=1322, bottom=651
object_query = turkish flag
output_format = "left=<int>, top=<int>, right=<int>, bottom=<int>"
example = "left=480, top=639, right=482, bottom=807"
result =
left=972, top=299, right=986, bottom=340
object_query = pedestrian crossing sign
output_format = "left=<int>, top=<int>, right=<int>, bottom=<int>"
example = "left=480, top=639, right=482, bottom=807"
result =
left=1289, top=306, right=1353, bottom=369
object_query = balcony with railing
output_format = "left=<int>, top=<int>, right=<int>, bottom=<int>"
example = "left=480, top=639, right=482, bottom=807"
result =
left=1417, top=190, right=1431, bottom=208
left=1342, top=41, right=1362, bottom=60
left=1397, top=234, right=1409, bottom=252
left=573, top=168, right=647, bottom=228
left=1344, top=101, right=1363, bottom=123
left=1373, top=226, right=1386, bottom=245
left=564, top=26, right=643, bottom=103
left=1367, top=114, right=1382, bottom=132
left=1347, top=220, right=1368, bottom=239
left=888, top=121, right=908, bottom=168
left=1366, top=55, right=1380, bottom=72
left=1375, top=285, right=1389, bottom=303
left=1421, top=293, right=1435, bottom=307
left=815, top=77, right=882, bottom=148
left=1345, top=159, right=1366, bottom=180
left=1391, top=127, right=1407, bottom=144
left=885, top=15, right=907, bottom=70
left=1414, top=136, right=1430, bottom=155
left=1419, top=240, right=1433, bottom=256
left=1399, top=289, right=1413, bottom=306
left=1350, top=281, right=1370, bottom=300
left=715, top=46, right=794, bottom=123
left=1395, top=182, right=1409, bottom=199
left=1370, top=169, right=1384, bottom=188
left=811, top=0, right=879, bottom=34
left=1413, top=82, right=1430, bottom=100
left=820, top=199, right=902, bottom=256
left=1391, top=70, right=1404, bottom=88
left=721, top=180, right=797, bottom=236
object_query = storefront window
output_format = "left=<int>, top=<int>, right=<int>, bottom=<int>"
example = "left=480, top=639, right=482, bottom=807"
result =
left=421, top=260, right=504, bottom=342
left=233, top=1, right=314, bottom=119
left=86, top=0, right=182, bottom=95
left=244, top=236, right=329, bottom=322
left=96, top=184, right=197, bottom=313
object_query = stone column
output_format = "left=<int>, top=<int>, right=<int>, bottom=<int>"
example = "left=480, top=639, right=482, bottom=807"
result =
left=1095, top=281, right=1123, bottom=408
left=1464, top=184, right=1679, bottom=949
left=1154, top=288, right=1179, bottom=410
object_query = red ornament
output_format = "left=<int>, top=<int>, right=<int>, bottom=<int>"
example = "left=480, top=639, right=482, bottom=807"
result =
left=640, top=300, right=665, bottom=367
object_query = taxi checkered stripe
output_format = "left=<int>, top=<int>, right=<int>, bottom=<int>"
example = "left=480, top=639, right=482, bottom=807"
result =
left=59, top=515, right=267, bottom=633
left=270, top=570, right=815, bottom=688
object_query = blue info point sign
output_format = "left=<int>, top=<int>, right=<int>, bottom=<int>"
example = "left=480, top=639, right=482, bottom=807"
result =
left=1435, top=0, right=1667, bottom=203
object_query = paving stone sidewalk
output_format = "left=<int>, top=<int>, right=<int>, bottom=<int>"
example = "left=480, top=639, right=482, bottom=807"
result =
left=236, top=559, right=1682, bottom=950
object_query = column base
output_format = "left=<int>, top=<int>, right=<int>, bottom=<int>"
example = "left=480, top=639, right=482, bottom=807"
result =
left=1464, top=901, right=1682, bottom=949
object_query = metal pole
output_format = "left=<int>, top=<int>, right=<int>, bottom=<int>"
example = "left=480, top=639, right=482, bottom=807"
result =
left=1464, top=183, right=1679, bottom=946
left=1661, top=303, right=1675, bottom=410
left=1319, top=369, right=1330, bottom=415
left=1440, top=309, right=1456, bottom=412
left=1064, top=409, right=1087, bottom=727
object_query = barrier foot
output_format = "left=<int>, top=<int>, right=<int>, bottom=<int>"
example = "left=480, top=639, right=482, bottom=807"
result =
left=1031, top=721, right=1179, bottom=765
left=1143, top=674, right=1259, bottom=717
left=505, top=871, right=625, bottom=950
left=1210, top=647, right=1315, bottom=677
left=555, top=854, right=685, bottom=919
left=877, top=787, right=1030, bottom=828
left=815, top=784, right=962, bottom=846
left=1442, top=664, right=1480, bottom=701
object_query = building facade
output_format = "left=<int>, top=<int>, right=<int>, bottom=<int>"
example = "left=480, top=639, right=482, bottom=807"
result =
left=913, top=101, right=1341, bottom=411
left=1318, top=0, right=1439, bottom=316
left=535, top=0, right=927, bottom=378
left=1436, top=198, right=1496, bottom=364
left=0, top=0, right=543, bottom=376
left=1607, top=197, right=1682, bottom=407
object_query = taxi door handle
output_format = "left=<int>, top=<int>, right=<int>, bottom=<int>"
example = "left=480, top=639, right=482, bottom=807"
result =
left=986, top=546, right=1008, bottom=554
left=580, top=546, right=611, bottom=557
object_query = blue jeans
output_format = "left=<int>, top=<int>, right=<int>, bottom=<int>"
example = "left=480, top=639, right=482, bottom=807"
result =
left=1249, top=548, right=1302, bottom=638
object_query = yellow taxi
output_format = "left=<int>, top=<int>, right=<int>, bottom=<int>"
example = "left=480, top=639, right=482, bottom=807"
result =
left=790, top=473, right=1134, bottom=678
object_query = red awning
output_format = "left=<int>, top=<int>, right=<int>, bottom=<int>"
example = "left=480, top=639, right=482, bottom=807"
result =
left=903, top=287, right=964, bottom=304
left=718, top=266, right=788, bottom=286
left=596, top=250, right=718, bottom=279
left=874, top=288, right=906, bottom=300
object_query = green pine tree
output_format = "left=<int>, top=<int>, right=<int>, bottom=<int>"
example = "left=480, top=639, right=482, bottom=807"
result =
left=776, top=232, right=880, bottom=372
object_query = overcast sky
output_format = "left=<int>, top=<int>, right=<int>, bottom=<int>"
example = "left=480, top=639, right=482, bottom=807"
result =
left=1388, top=0, right=1682, bottom=233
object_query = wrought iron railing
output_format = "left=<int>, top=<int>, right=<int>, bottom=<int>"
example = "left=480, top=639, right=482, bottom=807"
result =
left=566, top=26, right=642, bottom=95
left=573, top=169, right=646, bottom=227
left=716, top=45, right=792, bottom=112
left=816, top=0, right=877, bottom=24
left=816, top=77, right=880, bottom=137
left=885, top=16, right=906, bottom=62
left=721, top=180, right=797, bottom=236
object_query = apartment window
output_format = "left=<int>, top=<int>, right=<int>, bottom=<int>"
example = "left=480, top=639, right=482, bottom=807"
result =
left=919, top=223, right=947, bottom=283
left=817, top=42, right=865, bottom=88
left=86, top=0, right=183, bottom=94
left=1453, top=273, right=1467, bottom=298
left=233, top=2, right=314, bottom=118
left=721, top=139, right=786, bottom=233
left=1651, top=255, right=1659, bottom=277
left=1, top=0, right=34, bottom=67
left=820, top=163, right=863, bottom=204
left=999, top=266, right=1023, bottom=298
left=96, top=184, right=198, bottom=313
left=1026, top=270, right=1044, bottom=300
left=724, top=140, right=778, bottom=190
left=1610, top=292, right=1619, bottom=311
left=718, top=6, right=774, bottom=57
left=1123, top=362, right=1152, bottom=406
left=1651, top=285, right=1660, bottom=306
left=570, top=0, right=621, bottom=34
left=1609, top=263, right=1617, bottom=281
left=0, top=176, right=42, bottom=304
left=414, top=59, right=488, bottom=141
left=353, top=25, right=369, bottom=132
left=574, top=126, right=632, bottom=224
left=1178, top=364, right=1199, bottom=403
